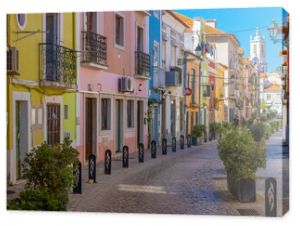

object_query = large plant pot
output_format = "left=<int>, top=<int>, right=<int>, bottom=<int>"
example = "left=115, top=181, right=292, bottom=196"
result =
left=227, top=174, right=256, bottom=203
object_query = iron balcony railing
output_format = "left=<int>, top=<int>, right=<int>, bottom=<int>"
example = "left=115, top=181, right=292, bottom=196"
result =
left=82, top=31, right=107, bottom=66
left=135, top=51, right=150, bottom=78
left=39, top=43, right=76, bottom=87
left=165, top=66, right=182, bottom=87
left=153, top=66, right=165, bottom=89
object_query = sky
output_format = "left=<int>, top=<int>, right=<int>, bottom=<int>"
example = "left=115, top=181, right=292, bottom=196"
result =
left=175, top=7, right=288, bottom=73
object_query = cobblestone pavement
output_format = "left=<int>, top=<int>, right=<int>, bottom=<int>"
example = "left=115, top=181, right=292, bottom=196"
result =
left=68, top=141, right=239, bottom=215
left=7, top=131, right=288, bottom=216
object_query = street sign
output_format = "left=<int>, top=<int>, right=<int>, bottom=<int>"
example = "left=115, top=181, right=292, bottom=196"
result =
left=184, top=87, right=192, bottom=96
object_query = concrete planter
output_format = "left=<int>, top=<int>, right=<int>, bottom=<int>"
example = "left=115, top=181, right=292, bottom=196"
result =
left=191, top=137, right=203, bottom=146
left=227, top=174, right=256, bottom=203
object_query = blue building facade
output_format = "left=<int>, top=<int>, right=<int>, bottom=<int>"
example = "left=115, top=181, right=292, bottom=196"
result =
left=149, top=10, right=162, bottom=144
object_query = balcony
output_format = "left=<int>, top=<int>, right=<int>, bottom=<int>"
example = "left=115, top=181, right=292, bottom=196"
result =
left=165, top=66, right=182, bottom=87
left=135, top=51, right=150, bottom=79
left=81, top=31, right=107, bottom=69
left=152, top=66, right=165, bottom=90
left=39, top=43, right=77, bottom=89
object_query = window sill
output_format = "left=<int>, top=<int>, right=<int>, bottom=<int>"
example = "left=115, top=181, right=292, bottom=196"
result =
left=114, top=43, right=125, bottom=51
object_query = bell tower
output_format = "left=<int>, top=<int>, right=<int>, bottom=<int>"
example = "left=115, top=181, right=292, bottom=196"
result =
left=250, top=27, right=267, bottom=72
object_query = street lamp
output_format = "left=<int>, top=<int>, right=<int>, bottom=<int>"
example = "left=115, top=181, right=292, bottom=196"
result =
left=268, top=20, right=278, bottom=42
left=195, top=43, right=202, bottom=55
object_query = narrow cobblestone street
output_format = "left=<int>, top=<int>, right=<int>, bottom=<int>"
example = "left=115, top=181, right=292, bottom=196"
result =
left=67, top=130, right=288, bottom=215
left=68, top=140, right=239, bottom=214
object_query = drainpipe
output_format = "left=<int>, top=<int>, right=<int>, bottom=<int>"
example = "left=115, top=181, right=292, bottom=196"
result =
left=198, top=56, right=202, bottom=126
left=183, top=51, right=188, bottom=137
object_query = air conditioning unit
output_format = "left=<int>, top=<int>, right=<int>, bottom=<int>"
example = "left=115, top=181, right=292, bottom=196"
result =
left=7, top=47, right=19, bottom=75
left=119, top=77, right=134, bottom=92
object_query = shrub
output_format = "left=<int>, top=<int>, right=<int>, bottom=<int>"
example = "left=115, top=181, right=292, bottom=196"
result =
left=218, top=127, right=266, bottom=181
left=249, top=122, right=267, bottom=142
left=191, top=125, right=206, bottom=138
left=8, top=138, right=79, bottom=211
left=7, top=188, right=64, bottom=211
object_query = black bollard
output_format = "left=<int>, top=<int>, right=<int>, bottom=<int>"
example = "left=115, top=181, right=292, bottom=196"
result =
left=138, top=143, right=144, bottom=163
left=122, top=145, right=129, bottom=168
left=151, top=140, right=156, bottom=159
left=104, top=149, right=112, bottom=175
left=162, top=138, right=167, bottom=155
left=265, top=177, right=277, bottom=217
left=172, top=137, right=176, bottom=152
left=73, top=161, right=82, bottom=194
left=180, top=135, right=184, bottom=150
left=88, top=154, right=96, bottom=183
left=187, top=134, right=191, bottom=148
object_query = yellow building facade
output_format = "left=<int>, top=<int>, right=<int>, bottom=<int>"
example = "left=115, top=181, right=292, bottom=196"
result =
left=7, top=13, right=77, bottom=184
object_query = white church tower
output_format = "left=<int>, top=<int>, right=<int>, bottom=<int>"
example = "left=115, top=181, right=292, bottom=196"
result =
left=250, top=27, right=267, bottom=72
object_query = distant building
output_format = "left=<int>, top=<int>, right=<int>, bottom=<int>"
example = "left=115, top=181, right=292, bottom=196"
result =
left=250, top=27, right=267, bottom=73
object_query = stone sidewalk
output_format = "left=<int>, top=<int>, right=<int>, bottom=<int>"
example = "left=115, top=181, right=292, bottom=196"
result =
left=7, top=131, right=288, bottom=216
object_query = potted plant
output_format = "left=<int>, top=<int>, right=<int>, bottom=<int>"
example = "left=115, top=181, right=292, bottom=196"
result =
left=214, top=123, right=222, bottom=139
left=249, top=122, right=267, bottom=143
left=218, top=127, right=266, bottom=202
left=191, top=125, right=206, bottom=145
left=209, top=123, right=215, bottom=141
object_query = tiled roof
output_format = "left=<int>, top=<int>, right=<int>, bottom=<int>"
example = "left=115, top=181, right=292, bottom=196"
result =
left=173, top=11, right=239, bottom=45
left=165, top=11, right=190, bottom=28
left=260, top=73, right=267, bottom=78
left=172, top=12, right=194, bottom=31
left=204, top=24, right=224, bottom=34
left=264, top=84, right=282, bottom=93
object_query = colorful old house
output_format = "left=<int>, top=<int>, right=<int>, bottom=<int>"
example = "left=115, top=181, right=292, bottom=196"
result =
left=148, top=10, right=163, bottom=145
left=7, top=13, right=77, bottom=184
left=204, top=20, right=240, bottom=122
left=214, top=63, right=225, bottom=123
left=161, top=11, right=188, bottom=141
left=173, top=12, right=208, bottom=136
left=76, top=11, right=150, bottom=164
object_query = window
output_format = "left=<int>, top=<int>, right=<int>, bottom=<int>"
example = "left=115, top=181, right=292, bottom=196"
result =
left=137, top=26, right=144, bottom=51
left=267, top=94, right=271, bottom=101
left=17, top=14, right=26, bottom=29
left=171, top=45, right=176, bottom=66
left=86, top=12, right=97, bottom=33
left=191, top=69, right=196, bottom=103
left=47, top=103, right=60, bottom=146
left=64, top=105, right=68, bottom=120
left=115, top=13, right=124, bottom=47
left=127, top=100, right=134, bottom=128
left=162, top=40, right=166, bottom=68
left=101, top=98, right=111, bottom=130
left=153, top=41, right=159, bottom=67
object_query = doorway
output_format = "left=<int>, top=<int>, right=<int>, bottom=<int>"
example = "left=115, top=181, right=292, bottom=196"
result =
left=115, top=99, right=124, bottom=153
left=85, top=98, right=97, bottom=161
left=170, top=99, right=176, bottom=137
left=15, top=101, right=28, bottom=179
left=152, top=105, right=159, bottom=142
left=137, top=100, right=144, bottom=146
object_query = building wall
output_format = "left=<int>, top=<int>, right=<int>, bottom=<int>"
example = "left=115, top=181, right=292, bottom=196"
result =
left=7, top=13, right=77, bottom=184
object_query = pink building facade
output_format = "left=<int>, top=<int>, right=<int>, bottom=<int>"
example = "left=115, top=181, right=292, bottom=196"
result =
left=76, top=11, right=150, bottom=164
